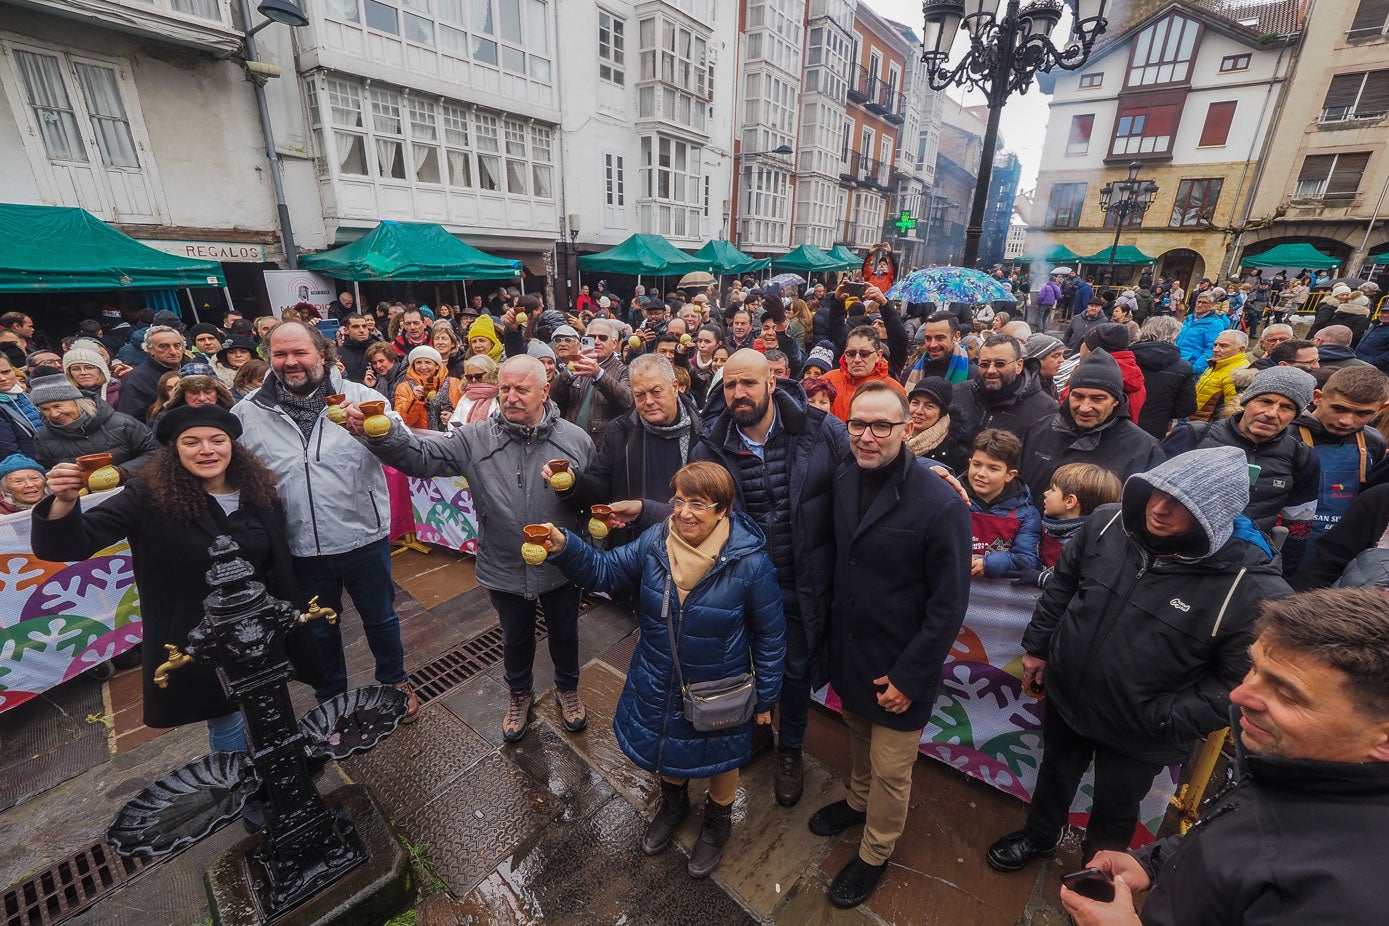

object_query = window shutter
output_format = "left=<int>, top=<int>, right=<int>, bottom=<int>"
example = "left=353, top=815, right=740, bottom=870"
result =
left=1298, top=154, right=1335, bottom=183
left=1350, top=0, right=1389, bottom=34
left=1327, top=152, right=1371, bottom=197
left=1323, top=74, right=1363, bottom=118
left=1358, top=70, right=1389, bottom=115
left=1198, top=101, right=1236, bottom=146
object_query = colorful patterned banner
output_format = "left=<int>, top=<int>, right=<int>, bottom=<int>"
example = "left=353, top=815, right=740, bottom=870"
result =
left=407, top=475, right=478, bottom=554
left=0, top=494, right=143, bottom=714
left=815, top=578, right=1178, bottom=844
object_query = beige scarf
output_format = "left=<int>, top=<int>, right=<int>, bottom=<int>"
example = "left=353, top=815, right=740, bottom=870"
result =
left=665, top=516, right=731, bottom=603
left=906, top=413, right=952, bottom=457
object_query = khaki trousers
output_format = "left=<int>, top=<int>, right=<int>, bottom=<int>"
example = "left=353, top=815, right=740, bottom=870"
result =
left=842, top=710, right=924, bottom=865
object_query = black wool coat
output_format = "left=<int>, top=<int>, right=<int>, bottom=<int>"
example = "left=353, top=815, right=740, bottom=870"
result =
left=31, top=482, right=318, bottom=728
left=830, top=449, right=972, bottom=731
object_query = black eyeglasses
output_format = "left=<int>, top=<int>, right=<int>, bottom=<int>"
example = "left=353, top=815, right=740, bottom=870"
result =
left=591, top=334, right=612, bottom=341
left=846, top=419, right=906, bottom=438
left=465, top=373, right=487, bottom=382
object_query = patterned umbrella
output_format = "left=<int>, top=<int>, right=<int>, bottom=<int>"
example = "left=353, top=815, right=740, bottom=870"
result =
left=886, top=266, right=1016, bottom=304
left=768, top=272, right=807, bottom=288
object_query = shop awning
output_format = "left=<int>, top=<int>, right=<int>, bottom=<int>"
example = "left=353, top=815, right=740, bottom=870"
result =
left=771, top=244, right=841, bottom=273
left=1013, top=244, right=1083, bottom=264
left=1370, top=252, right=1389, bottom=264
left=826, top=245, right=863, bottom=270
left=1079, top=245, right=1156, bottom=266
left=576, top=234, right=710, bottom=275
left=299, top=220, right=522, bottom=281
left=0, top=203, right=226, bottom=292
left=691, top=239, right=770, bottom=275
left=1240, top=242, right=1341, bottom=270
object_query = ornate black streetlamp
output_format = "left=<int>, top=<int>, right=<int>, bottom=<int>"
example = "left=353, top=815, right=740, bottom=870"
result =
left=1098, top=160, right=1160, bottom=289
left=921, top=0, right=1112, bottom=268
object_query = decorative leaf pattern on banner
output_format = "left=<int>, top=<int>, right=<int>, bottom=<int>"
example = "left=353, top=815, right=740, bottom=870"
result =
left=409, top=476, right=478, bottom=553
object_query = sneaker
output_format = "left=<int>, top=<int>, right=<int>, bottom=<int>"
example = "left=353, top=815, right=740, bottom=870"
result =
left=395, top=681, right=420, bottom=724
left=828, top=855, right=888, bottom=908
left=503, top=689, right=533, bottom=743
left=555, top=688, right=587, bottom=733
left=774, top=747, right=804, bottom=807
left=808, top=799, right=867, bottom=837
left=641, top=779, right=690, bottom=855
left=985, top=830, right=1057, bottom=872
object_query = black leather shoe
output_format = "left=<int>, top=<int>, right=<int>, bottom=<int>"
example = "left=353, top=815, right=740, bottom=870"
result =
left=808, top=799, right=867, bottom=837
left=774, top=747, right=804, bottom=807
left=641, top=780, right=690, bottom=855
left=986, top=830, right=1057, bottom=872
left=828, top=855, right=888, bottom=908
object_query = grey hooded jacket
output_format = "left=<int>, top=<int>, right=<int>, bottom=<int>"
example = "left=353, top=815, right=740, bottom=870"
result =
left=364, top=400, right=595, bottom=598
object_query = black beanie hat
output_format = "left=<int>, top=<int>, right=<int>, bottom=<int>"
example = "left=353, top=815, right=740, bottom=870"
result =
left=1067, top=348, right=1124, bottom=400
left=154, top=403, right=243, bottom=444
left=188, top=323, right=222, bottom=341
left=908, top=375, right=953, bottom=411
left=1083, top=322, right=1132, bottom=354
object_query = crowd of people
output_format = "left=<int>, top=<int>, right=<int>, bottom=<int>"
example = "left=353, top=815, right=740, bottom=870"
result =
left=5, top=265, right=1389, bottom=920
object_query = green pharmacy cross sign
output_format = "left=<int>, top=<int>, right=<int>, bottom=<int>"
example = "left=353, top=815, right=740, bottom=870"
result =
left=894, top=210, right=917, bottom=234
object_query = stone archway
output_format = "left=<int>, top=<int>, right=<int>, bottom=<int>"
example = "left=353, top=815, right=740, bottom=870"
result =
left=1157, top=248, right=1203, bottom=292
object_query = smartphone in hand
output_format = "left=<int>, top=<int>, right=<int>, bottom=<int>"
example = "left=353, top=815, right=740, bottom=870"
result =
left=1061, top=868, right=1115, bottom=903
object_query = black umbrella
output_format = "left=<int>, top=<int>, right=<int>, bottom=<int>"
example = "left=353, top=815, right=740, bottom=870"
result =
left=1312, top=276, right=1366, bottom=291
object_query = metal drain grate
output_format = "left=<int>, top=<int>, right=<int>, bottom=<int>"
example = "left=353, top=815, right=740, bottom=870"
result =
left=2, top=841, right=149, bottom=926
left=406, top=613, right=549, bottom=705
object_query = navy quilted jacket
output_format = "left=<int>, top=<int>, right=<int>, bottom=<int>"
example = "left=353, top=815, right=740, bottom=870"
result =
left=549, top=511, right=786, bottom=779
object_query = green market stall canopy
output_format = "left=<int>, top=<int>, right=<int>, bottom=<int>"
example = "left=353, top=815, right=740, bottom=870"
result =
left=299, top=221, right=521, bottom=281
left=825, top=245, right=863, bottom=270
left=771, top=244, right=841, bottom=273
left=1013, top=244, right=1083, bottom=264
left=1079, top=245, right=1156, bottom=266
left=576, top=234, right=710, bottom=275
left=1240, top=242, right=1341, bottom=270
left=691, top=239, right=770, bottom=275
left=0, top=203, right=226, bottom=292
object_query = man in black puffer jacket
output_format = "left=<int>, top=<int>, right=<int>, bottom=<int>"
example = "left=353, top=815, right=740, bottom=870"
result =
left=950, top=333, right=1057, bottom=445
left=988, top=446, right=1291, bottom=873
left=1129, top=327, right=1195, bottom=439
left=680, top=349, right=850, bottom=808
left=1062, top=587, right=1389, bottom=926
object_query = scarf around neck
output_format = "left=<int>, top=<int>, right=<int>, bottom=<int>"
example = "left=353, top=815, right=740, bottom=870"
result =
left=640, top=398, right=695, bottom=461
left=665, top=515, right=731, bottom=604
left=906, top=412, right=952, bottom=456
left=275, top=374, right=331, bottom=439
left=463, top=382, right=498, bottom=423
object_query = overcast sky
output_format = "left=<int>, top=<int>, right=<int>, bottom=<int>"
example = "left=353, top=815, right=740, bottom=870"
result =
left=865, top=0, right=1054, bottom=196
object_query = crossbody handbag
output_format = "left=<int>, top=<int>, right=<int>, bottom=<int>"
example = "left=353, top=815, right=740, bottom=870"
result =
left=662, top=576, right=756, bottom=732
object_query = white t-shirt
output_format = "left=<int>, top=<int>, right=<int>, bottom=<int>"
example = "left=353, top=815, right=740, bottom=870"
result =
left=209, top=489, right=241, bottom=516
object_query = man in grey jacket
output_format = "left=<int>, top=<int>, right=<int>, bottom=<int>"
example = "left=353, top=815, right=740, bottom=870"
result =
left=347, top=355, right=596, bottom=743
left=233, top=322, right=419, bottom=722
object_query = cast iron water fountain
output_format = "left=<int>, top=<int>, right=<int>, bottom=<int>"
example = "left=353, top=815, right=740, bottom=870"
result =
left=108, top=536, right=412, bottom=924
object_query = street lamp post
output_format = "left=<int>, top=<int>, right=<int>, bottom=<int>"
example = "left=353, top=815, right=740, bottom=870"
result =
left=1097, top=160, right=1160, bottom=291
left=240, top=0, right=311, bottom=270
left=921, top=0, right=1112, bottom=268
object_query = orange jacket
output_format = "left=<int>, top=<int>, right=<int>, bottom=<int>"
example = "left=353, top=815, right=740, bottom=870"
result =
left=394, top=367, right=463, bottom=430
left=822, top=355, right=906, bottom=421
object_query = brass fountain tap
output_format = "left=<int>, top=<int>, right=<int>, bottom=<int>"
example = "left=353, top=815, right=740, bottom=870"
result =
left=301, top=595, right=339, bottom=626
left=153, top=644, right=194, bottom=689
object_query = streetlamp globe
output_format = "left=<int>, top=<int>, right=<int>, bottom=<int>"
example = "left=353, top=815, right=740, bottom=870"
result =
left=257, top=0, right=309, bottom=28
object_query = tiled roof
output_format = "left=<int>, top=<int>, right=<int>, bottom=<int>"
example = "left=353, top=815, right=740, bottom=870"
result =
left=1089, top=0, right=1305, bottom=58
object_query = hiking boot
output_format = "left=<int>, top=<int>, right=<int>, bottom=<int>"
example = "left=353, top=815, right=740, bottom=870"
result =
left=828, top=855, right=889, bottom=908
left=502, top=689, right=533, bottom=743
left=555, top=688, right=587, bottom=733
left=395, top=681, right=420, bottom=724
left=687, top=796, right=733, bottom=879
left=641, top=779, right=690, bottom=855
left=774, top=746, right=804, bottom=807
left=808, top=799, right=867, bottom=837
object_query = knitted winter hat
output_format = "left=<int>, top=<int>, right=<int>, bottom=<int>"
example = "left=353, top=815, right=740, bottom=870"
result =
left=407, top=345, right=445, bottom=366
left=29, top=379, right=83, bottom=405
left=1024, top=333, right=1065, bottom=360
left=908, top=376, right=953, bottom=410
left=62, top=347, right=108, bottom=375
left=178, top=361, right=217, bottom=379
left=1066, top=348, right=1124, bottom=400
left=1331, top=284, right=1353, bottom=297
left=188, top=322, right=222, bottom=340
left=216, top=334, right=258, bottom=366
left=527, top=340, right=556, bottom=361
left=1122, top=446, right=1250, bottom=558
left=803, top=341, right=836, bottom=374
left=1240, top=365, right=1316, bottom=412
left=1083, top=322, right=1131, bottom=354
left=0, top=454, right=43, bottom=479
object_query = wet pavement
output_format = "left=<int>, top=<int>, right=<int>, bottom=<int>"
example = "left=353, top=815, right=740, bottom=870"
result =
left=1, top=545, right=1080, bottom=925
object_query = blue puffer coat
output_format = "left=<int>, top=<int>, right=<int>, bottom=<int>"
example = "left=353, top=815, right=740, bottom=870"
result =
left=550, top=511, right=786, bottom=779
left=1174, top=312, right=1228, bottom=366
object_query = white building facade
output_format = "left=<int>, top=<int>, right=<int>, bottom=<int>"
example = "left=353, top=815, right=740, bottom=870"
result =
left=789, top=0, right=855, bottom=249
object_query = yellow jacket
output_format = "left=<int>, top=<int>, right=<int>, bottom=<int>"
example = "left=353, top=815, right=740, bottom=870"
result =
left=1193, top=353, right=1249, bottom=421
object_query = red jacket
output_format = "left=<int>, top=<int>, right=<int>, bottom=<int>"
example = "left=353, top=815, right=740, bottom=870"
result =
left=823, top=355, right=906, bottom=422
left=1061, top=349, right=1146, bottom=422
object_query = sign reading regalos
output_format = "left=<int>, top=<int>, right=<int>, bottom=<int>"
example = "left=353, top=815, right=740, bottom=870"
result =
left=263, top=269, right=335, bottom=320
left=141, top=240, right=266, bottom=263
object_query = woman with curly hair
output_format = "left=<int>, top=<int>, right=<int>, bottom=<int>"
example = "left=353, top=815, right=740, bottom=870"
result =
left=31, top=405, right=319, bottom=755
